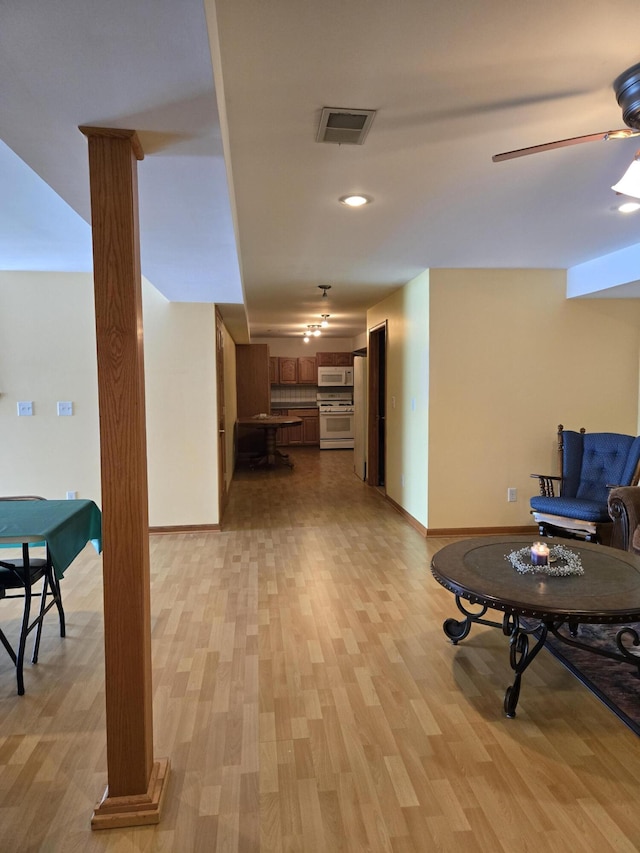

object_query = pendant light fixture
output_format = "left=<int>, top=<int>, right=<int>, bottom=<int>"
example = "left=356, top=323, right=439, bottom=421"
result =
left=303, top=324, right=322, bottom=343
left=612, top=155, right=640, bottom=198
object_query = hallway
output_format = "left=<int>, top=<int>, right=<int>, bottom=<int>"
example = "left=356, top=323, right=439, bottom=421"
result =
left=0, top=449, right=639, bottom=851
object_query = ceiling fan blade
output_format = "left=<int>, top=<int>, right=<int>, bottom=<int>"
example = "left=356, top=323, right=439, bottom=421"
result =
left=492, top=129, right=640, bottom=162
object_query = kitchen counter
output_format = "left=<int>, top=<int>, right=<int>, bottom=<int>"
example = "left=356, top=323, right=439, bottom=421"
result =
left=270, top=403, right=318, bottom=410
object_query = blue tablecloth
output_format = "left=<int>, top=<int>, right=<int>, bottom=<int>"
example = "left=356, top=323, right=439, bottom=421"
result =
left=0, top=499, right=102, bottom=578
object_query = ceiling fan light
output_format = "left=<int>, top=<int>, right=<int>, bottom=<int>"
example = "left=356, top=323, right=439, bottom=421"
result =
left=618, top=201, right=640, bottom=213
left=611, top=158, right=640, bottom=198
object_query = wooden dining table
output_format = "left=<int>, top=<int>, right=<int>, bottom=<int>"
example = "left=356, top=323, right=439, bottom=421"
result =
left=237, top=415, right=303, bottom=468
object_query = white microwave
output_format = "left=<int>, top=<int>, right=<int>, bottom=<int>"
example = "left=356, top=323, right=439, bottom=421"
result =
left=317, top=366, right=354, bottom=387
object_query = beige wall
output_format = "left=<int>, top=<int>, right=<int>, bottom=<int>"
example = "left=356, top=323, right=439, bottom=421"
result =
left=252, top=337, right=357, bottom=357
left=143, top=285, right=219, bottom=526
left=367, top=271, right=429, bottom=527
left=429, top=269, right=640, bottom=529
left=0, top=271, right=220, bottom=527
left=367, top=268, right=640, bottom=532
left=0, top=272, right=101, bottom=499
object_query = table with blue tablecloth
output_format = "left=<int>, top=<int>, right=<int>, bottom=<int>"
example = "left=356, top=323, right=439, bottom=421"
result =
left=0, top=499, right=102, bottom=577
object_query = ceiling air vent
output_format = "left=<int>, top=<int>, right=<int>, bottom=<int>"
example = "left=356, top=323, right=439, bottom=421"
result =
left=316, top=107, right=376, bottom=145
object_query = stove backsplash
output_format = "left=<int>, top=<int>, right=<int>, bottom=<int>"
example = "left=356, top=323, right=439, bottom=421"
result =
left=271, top=386, right=318, bottom=405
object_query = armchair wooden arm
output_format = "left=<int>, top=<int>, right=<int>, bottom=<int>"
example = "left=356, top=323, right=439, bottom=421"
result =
left=608, top=487, right=640, bottom=552
left=530, top=473, right=561, bottom=498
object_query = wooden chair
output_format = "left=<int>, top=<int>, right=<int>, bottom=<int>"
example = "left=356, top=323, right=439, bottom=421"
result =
left=530, top=425, right=640, bottom=545
left=0, top=496, right=66, bottom=695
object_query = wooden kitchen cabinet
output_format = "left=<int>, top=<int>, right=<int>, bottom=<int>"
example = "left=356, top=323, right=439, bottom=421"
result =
left=297, top=355, right=317, bottom=383
left=236, top=344, right=270, bottom=416
left=285, top=408, right=319, bottom=446
left=316, top=351, right=354, bottom=366
left=269, top=356, right=279, bottom=384
left=302, top=412, right=319, bottom=444
left=275, top=410, right=289, bottom=446
left=278, top=357, right=298, bottom=384
left=236, top=344, right=270, bottom=460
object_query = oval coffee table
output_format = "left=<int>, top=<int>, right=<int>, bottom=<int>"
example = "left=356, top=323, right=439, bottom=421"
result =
left=431, top=536, right=640, bottom=717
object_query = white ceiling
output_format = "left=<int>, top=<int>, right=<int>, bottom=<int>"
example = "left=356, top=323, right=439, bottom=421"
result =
left=5, top=1, right=640, bottom=341
left=0, top=0, right=242, bottom=304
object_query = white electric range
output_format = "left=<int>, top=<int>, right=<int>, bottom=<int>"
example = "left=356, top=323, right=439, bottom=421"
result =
left=317, top=391, right=355, bottom=449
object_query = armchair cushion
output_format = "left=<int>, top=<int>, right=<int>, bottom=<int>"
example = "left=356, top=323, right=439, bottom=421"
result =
left=530, top=495, right=610, bottom=523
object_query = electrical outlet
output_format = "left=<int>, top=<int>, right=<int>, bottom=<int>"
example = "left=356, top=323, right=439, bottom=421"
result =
left=507, top=487, right=517, bottom=502
left=17, top=401, right=33, bottom=417
left=66, top=491, right=78, bottom=500
left=57, top=401, right=73, bottom=416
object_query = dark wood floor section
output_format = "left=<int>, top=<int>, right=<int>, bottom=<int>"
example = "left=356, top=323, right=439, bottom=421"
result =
left=0, top=448, right=639, bottom=851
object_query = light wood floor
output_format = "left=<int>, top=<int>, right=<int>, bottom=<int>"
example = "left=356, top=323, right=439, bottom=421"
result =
left=1, top=448, right=639, bottom=852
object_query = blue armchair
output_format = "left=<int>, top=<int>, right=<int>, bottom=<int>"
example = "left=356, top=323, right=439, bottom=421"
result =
left=530, top=425, right=640, bottom=544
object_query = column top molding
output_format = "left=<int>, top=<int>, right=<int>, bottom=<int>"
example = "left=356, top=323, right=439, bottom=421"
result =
left=79, top=126, right=144, bottom=161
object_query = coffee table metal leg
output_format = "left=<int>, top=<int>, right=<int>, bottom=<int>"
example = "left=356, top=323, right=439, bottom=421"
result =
left=502, top=615, right=547, bottom=718
left=443, top=595, right=502, bottom=644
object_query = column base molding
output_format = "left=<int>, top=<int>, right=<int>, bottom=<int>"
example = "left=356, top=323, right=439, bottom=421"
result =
left=91, top=758, right=170, bottom=830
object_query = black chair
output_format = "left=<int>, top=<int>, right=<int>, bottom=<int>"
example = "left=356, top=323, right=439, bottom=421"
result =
left=0, top=496, right=66, bottom=695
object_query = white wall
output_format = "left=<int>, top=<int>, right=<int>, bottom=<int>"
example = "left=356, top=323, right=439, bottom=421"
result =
left=0, top=271, right=219, bottom=526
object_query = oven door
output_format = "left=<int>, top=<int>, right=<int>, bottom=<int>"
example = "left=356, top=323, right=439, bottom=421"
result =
left=319, top=411, right=355, bottom=449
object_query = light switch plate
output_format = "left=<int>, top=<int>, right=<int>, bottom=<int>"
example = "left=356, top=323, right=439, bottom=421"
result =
left=57, top=401, right=73, bottom=416
left=17, top=401, right=33, bottom=416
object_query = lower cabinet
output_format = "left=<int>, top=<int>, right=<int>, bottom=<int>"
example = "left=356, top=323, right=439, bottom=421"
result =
left=275, top=409, right=319, bottom=446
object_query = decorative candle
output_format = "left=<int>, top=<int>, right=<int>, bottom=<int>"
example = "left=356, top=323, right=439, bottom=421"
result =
left=530, top=542, right=549, bottom=566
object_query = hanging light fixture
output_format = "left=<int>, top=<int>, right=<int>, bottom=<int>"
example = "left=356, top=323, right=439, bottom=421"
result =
left=304, top=324, right=322, bottom=341
left=318, top=285, right=331, bottom=299
left=612, top=153, right=640, bottom=198
left=320, top=314, right=330, bottom=328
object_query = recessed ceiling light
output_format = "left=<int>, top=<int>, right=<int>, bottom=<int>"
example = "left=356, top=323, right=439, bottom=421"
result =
left=618, top=201, right=640, bottom=213
left=339, top=194, right=372, bottom=207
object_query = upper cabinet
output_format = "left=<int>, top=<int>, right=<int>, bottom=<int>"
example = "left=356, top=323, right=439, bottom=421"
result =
left=298, top=356, right=317, bottom=384
left=316, top=351, right=354, bottom=366
left=269, top=356, right=279, bottom=385
left=273, top=355, right=317, bottom=384
left=279, top=357, right=298, bottom=384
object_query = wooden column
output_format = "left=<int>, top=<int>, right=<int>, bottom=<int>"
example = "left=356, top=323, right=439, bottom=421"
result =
left=79, top=126, right=169, bottom=829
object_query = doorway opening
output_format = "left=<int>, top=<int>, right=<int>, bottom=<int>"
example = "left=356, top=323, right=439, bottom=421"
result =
left=367, top=321, right=387, bottom=490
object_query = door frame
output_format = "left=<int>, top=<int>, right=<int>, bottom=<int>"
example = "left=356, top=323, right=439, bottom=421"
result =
left=215, top=308, right=228, bottom=518
left=367, top=320, right=387, bottom=490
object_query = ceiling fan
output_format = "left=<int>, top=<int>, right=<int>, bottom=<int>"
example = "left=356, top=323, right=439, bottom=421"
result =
left=492, top=62, right=640, bottom=163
